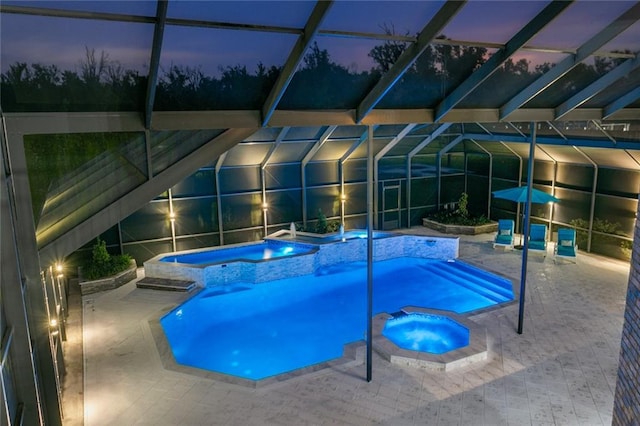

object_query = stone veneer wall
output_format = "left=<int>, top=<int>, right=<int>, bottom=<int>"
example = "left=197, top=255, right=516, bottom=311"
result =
left=144, top=234, right=459, bottom=287
left=612, top=207, right=640, bottom=425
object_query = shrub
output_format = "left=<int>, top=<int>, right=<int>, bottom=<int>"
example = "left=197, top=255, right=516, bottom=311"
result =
left=83, top=238, right=133, bottom=280
left=428, top=192, right=492, bottom=226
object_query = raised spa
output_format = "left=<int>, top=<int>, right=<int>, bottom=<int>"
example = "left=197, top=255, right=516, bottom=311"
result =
left=372, top=307, right=489, bottom=372
left=382, top=313, right=469, bottom=355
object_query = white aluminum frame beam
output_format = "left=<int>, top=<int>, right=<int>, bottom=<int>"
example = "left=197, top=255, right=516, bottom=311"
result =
left=144, top=0, right=167, bottom=129
left=435, top=0, right=573, bottom=122
left=556, top=54, right=640, bottom=119
left=261, top=1, right=333, bottom=126
left=301, top=125, right=338, bottom=226
left=372, top=123, right=416, bottom=227
left=604, top=85, right=640, bottom=119
left=355, top=0, right=467, bottom=123
left=500, top=2, right=640, bottom=120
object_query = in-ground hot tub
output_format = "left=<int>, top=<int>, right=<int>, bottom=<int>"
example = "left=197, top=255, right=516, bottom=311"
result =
left=373, top=306, right=488, bottom=371
left=382, top=313, right=470, bottom=355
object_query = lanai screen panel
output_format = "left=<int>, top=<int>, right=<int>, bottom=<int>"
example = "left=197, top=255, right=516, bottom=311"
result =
left=167, top=0, right=315, bottom=27
left=155, top=25, right=296, bottom=110
left=277, top=37, right=380, bottom=110
left=527, top=1, right=635, bottom=50
left=0, top=8, right=153, bottom=112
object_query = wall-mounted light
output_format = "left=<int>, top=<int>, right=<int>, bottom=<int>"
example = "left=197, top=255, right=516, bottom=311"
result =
left=262, top=202, right=269, bottom=212
left=340, top=193, right=347, bottom=202
left=55, top=263, right=63, bottom=273
left=49, top=318, right=59, bottom=336
left=169, top=211, right=176, bottom=222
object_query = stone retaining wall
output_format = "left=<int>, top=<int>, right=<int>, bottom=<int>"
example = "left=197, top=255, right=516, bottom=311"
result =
left=79, top=261, right=137, bottom=295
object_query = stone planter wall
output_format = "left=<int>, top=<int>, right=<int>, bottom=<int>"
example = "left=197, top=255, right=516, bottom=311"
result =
left=79, top=260, right=137, bottom=295
left=422, top=218, right=498, bottom=235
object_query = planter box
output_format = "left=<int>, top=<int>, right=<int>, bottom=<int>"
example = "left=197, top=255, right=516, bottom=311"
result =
left=79, top=260, right=137, bottom=295
left=422, top=218, right=498, bottom=235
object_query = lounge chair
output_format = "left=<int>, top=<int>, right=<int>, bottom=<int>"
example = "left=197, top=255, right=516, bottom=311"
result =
left=493, top=219, right=515, bottom=250
left=554, top=228, right=577, bottom=263
left=528, top=224, right=548, bottom=256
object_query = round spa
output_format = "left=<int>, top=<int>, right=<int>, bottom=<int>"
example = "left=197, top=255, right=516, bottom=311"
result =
left=382, top=313, right=469, bottom=355
left=372, top=306, right=488, bottom=371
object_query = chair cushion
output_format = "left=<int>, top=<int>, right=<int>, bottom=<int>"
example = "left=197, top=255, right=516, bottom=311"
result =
left=499, top=229, right=511, bottom=236
left=560, top=240, right=572, bottom=247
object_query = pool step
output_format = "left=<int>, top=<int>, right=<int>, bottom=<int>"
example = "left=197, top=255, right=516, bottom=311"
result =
left=444, top=262, right=514, bottom=299
left=417, top=263, right=511, bottom=303
left=136, top=277, right=197, bottom=292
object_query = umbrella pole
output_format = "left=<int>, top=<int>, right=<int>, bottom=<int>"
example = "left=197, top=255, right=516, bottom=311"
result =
left=518, top=124, right=536, bottom=334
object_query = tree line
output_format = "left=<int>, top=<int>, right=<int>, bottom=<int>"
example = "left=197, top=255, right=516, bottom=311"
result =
left=1, top=37, right=628, bottom=112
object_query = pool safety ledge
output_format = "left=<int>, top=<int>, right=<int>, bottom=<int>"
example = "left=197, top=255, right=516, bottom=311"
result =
left=373, top=306, right=488, bottom=372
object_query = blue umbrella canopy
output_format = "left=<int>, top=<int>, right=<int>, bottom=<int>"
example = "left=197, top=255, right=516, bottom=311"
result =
left=492, top=186, right=559, bottom=204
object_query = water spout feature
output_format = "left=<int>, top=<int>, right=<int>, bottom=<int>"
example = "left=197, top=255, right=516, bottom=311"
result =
left=290, top=222, right=297, bottom=239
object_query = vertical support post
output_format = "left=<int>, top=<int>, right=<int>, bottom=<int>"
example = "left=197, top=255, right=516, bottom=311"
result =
left=261, top=166, right=268, bottom=237
left=262, top=203, right=268, bottom=237
left=406, top=155, right=412, bottom=227
left=168, top=188, right=176, bottom=252
left=518, top=123, right=536, bottom=334
left=436, top=151, right=442, bottom=209
left=471, top=140, right=492, bottom=218
left=366, top=125, right=374, bottom=382
left=574, top=146, right=598, bottom=252
left=215, top=153, right=227, bottom=245
left=550, top=161, right=557, bottom=232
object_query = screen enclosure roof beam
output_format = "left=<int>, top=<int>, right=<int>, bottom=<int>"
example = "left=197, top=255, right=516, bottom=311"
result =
left=144, top=0, right=168, bottom=129
left=261, top=1, right=334, bottom=127
left=355, top=0, right=467, bottom=124
left=500, top=2, right=640, bottom=121
left=434, top=0, right=573, bottom=122
left=556, top=54, right=640, bottom=120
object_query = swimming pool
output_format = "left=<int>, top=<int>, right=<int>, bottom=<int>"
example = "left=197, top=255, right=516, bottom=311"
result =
left=160, top=257, right=513, bottom=382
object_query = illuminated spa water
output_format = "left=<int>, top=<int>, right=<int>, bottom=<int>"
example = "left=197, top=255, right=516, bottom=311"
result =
left=160, top=257, right=513, bottom=381
left=382, top=313, right=470, bottom=354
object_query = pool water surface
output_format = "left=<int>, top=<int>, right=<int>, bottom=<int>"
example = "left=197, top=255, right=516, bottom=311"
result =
left=159, top=241, right=315, bottom=265
left=160, top=257, right=513, bottom=381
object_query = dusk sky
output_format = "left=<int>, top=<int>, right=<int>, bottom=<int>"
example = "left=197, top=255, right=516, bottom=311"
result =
left=1, top=1, right=639, bottom=77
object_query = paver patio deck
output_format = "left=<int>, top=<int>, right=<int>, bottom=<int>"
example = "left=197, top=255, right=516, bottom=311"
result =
left=63, top=227, right=630, bottom=425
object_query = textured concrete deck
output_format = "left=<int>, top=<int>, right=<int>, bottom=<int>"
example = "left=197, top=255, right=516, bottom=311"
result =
left=65, top=227, right=630, bottom=425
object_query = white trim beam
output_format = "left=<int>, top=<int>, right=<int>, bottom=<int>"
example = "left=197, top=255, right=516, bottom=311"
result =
left=500, top=2, right=640, bottom=120
left=556, top=55, right=640, bottom=119
left=261, top=1, right=334, bottom=126
left=144, top=0, right=168, bottom=129
left=604, top=85, right=640, bottom=119
left=355, top=0, right=466, bottom=123
left=435, top=0, right=573, bottom=122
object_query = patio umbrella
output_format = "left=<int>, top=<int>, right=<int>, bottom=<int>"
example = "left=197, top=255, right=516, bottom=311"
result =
left=492, top=186, right=559, bottom=204
left=492, top=186, right=559, bottom=245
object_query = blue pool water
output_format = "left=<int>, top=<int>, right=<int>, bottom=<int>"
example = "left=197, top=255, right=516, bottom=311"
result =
left=160, top=257, right=513, bottom=380
left=289, top=230, right=392, bottom=244
left=383, top=313, right=470, bottom=354
left=159, top=241, right=315, bottom=265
